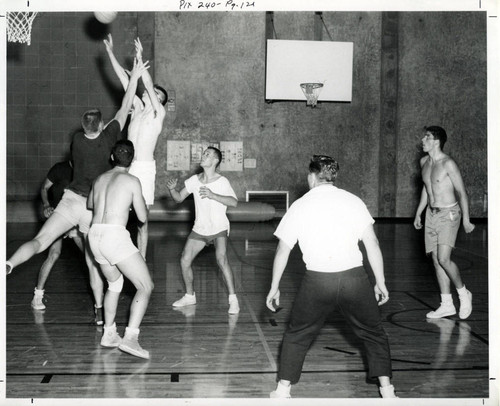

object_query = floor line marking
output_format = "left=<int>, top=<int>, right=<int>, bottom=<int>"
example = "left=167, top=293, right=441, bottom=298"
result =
left=243, top=295, right=277, bottom=371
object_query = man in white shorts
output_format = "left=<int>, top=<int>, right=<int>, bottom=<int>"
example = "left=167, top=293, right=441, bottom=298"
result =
left=6, top=58, right=148, bottom=325
left=104, top=34, right=167, bottom=259
left=31, top=159, right=84, bottom=310
left=167, top=147, right=240, bottom=314
left=88, top=139, right=153, bottom=359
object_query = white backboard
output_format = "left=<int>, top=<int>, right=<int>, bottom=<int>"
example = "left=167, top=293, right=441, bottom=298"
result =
left=265, top=39, right=353, bottom=102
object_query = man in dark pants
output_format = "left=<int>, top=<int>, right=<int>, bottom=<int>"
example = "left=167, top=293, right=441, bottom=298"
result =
left=266, top=155, right=397, bottom=398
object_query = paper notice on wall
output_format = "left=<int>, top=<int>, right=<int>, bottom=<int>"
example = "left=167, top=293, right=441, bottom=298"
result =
left=191, top=142, right=220, bottom=164
left=167, top=140, right=191, bottom=170
left=220, top=141, right=243, bottom=171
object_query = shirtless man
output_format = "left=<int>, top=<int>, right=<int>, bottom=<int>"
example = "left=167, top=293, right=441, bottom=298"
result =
left=167, top=147, right=240, bottom=314
left=104, top=34, right=167, bottom=258
left=6, top=58, right=148, bottom=324
left=87, top=139, right=153, bottom=359
left=414, top=126, right=475, bottom=319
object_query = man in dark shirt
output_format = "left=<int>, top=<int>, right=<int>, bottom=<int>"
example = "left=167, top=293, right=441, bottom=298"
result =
left=31, top=159, right=85, bottom=311
left=7, top=58, right=149, bottom=324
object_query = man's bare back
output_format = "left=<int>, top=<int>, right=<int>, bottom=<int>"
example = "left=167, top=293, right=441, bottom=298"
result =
left=421, top=154, right=457, bottom=208
left=91, top=170, right=146, bottom=226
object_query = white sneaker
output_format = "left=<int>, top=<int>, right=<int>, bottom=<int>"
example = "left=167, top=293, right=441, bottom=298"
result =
left=31, top=288, right=46, bottom=310
left=172, top=293, right=196, bottom=307
left=426, top=302, right=456, bottom=319
left=101, top=324, right=122, bottom=348
left=379, top=384, right=398, bottom=398
left=228, top=296, right=240, bottom=314
left=119, top=334, right=150, bottom=359
left=270, top=390, right=291, bottom=398
left=270, top=382, right=291, bottom=398
left=458, top=290, right=472, bottom=319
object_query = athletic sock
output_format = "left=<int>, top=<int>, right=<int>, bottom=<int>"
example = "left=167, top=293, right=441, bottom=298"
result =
left=440, top=293, right=453, bottom=304
left=125, top=326, right=140, bottom=337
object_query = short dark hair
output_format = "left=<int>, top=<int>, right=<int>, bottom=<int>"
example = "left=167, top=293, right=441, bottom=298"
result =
left=207, top=146, right=222, bottom=169
left=112, top=140, right=135, bottom=167
left=425, top=125, right=447, bottom=150
left=309, top=155, right=339, bottom=183
left=154, top=85, right=168, bottom=106
left=81, top=109, right=102, bottom=134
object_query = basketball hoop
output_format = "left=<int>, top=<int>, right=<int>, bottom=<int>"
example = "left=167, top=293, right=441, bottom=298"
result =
left=300, top=83, right=323, bottom=107
left=6, top=12, right=38, bottom=46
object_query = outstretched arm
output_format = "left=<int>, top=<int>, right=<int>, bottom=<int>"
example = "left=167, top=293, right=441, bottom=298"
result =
left=104, top=34, right=142, bottom=109
left=113, top=58, right=150, bottom=130
left=104, top=34, right=129, bottom=90
left=135, top=38, right=165, bottom=117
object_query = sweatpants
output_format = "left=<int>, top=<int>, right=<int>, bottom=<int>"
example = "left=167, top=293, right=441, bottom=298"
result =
left=278, top=266, right=392, bottom=384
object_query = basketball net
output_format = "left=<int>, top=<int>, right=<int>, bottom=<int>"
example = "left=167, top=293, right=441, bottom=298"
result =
left=300, top=83, right=323, bottom=107
left=6, top=12, right=38, bottom=46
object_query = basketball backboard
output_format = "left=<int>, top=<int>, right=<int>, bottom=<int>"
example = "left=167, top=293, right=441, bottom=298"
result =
left=265, top=39, right=353, bottom=103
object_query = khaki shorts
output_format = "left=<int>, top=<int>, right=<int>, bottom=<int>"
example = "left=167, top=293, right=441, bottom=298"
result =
left=129, top=160, right=156, bottom=206
left=424, top=204, right=461, bottom=253
left=53, top=189, right=93, bottom=234
left=88, top=224, right=139, bottom=266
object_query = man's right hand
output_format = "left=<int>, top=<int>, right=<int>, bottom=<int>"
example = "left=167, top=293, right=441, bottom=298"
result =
left=103, top=33, right=113, bottom=52
left=413, top=215, right=422, bottom=230
left=43, top=206, right=54, bottom=218
left=167, top=179, right=178, bottom=192
left=130, top=58, right=149, bottom=81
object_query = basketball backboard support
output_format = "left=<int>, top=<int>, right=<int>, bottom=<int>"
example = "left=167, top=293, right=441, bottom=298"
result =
left=265, top=39, right=353, bottom=103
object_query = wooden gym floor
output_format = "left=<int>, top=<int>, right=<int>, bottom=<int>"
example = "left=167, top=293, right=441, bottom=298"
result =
left=4, top=219, right=490, bottom=402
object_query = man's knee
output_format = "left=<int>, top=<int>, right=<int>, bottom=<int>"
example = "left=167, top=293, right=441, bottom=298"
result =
left=216, top=253, right=229, bottom=269
left=437, top=248, right=453, bottom=267
left=180, top=253, right=194, bottom=268
left=34, top=234, right=56, bottom=253
left=107, top=274, right=124, bottom=293
left=136, top=278, right=154, bottom=295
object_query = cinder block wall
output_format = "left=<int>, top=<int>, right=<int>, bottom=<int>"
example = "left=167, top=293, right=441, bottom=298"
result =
left=6, top=11, right=487, bottom=218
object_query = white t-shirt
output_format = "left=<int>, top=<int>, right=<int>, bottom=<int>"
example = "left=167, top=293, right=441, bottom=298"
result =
left=274, top=184, right=374, bottom=273
left=185, top=174, right=237, bottom=236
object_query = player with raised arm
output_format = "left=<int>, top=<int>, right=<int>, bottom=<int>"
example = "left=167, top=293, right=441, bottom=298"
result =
left=104, top=34, right=167, bottom=258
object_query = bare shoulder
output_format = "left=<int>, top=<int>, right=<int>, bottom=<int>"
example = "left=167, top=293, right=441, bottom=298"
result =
left=157, top=105, right=167, bottom=118
left=126, top=172, right=141, bottom=184
left=442, top=155, right=459, bottom=171
left=419, top=155, right=429, bottom=167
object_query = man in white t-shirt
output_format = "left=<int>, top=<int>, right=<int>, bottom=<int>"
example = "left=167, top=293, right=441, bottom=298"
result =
left=167, top=147, right=240, bottom=314
left=266, top=155, right=397, bottom=399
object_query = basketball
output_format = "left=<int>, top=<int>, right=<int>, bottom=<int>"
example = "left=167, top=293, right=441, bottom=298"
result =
left=94, top=12, right=118, bottom=24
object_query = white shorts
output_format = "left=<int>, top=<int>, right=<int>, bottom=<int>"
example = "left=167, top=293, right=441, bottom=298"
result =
left=129, top=160, right=156, bottom=206
left=88, top=224, right=139, bottom=266
left=53, top=189, right=93, bottom=234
